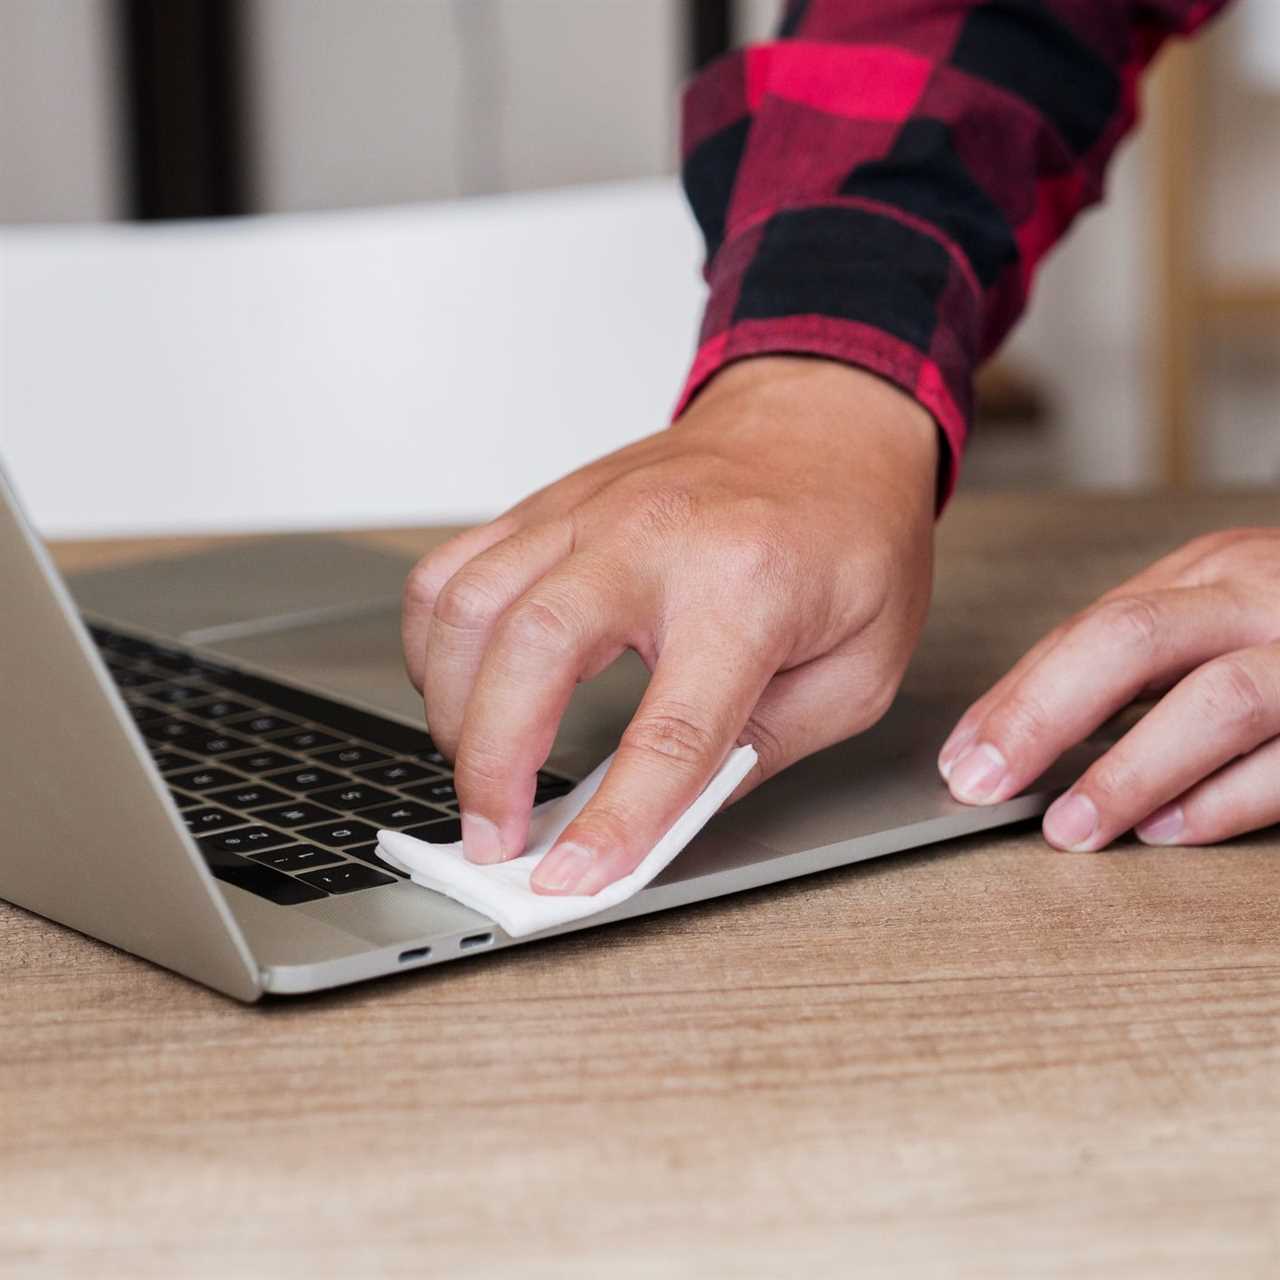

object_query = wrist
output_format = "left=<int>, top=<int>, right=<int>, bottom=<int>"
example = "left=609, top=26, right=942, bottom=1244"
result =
left=679, top=355, right=940, bottom=508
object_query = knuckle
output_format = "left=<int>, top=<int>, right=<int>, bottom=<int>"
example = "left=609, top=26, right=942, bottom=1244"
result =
left=499, top=595, right=579, bottom=657
left=1180, top=528, right=1256, bottom=581
left=860, top=672, right=901, bottom=729
left=403, top=555, right=448, bottom=614
left=1193, top=655, right=1271, bottom=732
left=1188, top=528, right=1245, bottom=560
left=451, top=740, right=510, bottom=799
left=433, top=569, right=506, bottom=634
left=565, top=802, right=634, bottom=857
left=1186, top=530, right=1230, bottom=557
left=1091, top=595, right=1163, bottom=655
left=1084, top=755, right=1138, bottom=809
left=715, top=525, right=790, bottom=588
left=988, top=689, right=1053, bottom=750
left=739, top=713, right=788, bottom=779
left=622, top=708, right=719, bottom=772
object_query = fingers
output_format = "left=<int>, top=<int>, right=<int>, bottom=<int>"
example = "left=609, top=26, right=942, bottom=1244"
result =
left=1041, top=644, right=1280, bottom=851
left=937, top=623, right=1067, bottom=776
left=451, top=552, right=638, bottom=865
left=421, top=519, right=576, bottom=758
left=399, top=455, right=632, bottom=695
left=529, top=623, right=778, bottom=895
left=937, top=548, right=1221, bottom=776
left=941, top=586, right=1263, bottom=807
left=1135, top=732, right=1280, bottom=846
left=401, top=516, right=517, bottom=692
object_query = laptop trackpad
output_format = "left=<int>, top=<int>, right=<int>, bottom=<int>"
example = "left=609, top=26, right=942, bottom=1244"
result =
left=199, top=603, right=650, bottom=776
left=69, top=536, right=416, bottom=641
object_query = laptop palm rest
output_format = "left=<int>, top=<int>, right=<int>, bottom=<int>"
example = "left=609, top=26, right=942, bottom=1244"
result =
left=68, top=536, right=1109, bottom=950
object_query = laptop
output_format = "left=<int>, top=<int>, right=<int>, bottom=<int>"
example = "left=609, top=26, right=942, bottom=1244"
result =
left=0, top=460, right=1104, bottom=1001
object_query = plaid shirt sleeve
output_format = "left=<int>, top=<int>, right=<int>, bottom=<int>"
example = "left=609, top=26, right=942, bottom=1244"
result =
left=676, top=0, right=1233, bottom=501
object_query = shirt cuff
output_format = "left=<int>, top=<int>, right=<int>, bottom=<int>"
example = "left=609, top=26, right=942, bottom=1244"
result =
left=672, top=201, right=983, bottom=509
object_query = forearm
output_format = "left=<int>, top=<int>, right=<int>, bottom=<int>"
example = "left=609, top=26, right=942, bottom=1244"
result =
left=678, top=0, right=1234, bottom=502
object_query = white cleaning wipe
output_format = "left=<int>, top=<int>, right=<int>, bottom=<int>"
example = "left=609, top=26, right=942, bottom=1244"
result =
left=377, top=744, right=756, bottom=939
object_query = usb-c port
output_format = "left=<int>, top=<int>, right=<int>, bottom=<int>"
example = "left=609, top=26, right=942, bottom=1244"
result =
left=459, top=932, right=493, bottom=951
left=398, top=945, right=432, bottom=963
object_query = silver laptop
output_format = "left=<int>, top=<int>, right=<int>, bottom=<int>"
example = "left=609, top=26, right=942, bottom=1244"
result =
left=0, top=460, right=1102, bottom=1002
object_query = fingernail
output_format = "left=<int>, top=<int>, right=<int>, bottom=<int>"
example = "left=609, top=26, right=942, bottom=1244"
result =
left=530, top=844, right=595, bottom=895
left=938, top=724, right=977, bottom=779
left=1043, top=792, right=1099, bottom=851
left=1136, top=803, right=1184, bottom=846
left=948, top=742, right=1008, bottom=803
left=461, top=813, right=506, bottom=864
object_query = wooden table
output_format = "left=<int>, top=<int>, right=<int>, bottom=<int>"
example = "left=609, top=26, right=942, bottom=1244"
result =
left=4, top=493, right=1278, bottom=1279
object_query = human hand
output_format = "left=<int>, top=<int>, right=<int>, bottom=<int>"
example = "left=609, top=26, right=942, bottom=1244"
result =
left=939, top=528, right=1280, bottom=849
left=402, top=356, right=938, bottom=894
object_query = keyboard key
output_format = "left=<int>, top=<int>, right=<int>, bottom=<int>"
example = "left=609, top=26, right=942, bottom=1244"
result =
left=170, top=791, right=203, bottom=810
left=413, top=746, right=450, bottom=769
left=355, top=760, right=436, bottom=787
left=263, top=766, right=347, bottom=793
left=224, top=748, right=302, bottom=774
left=183, top=806, right=248, bottom=834
left=201, top=847, right=327, bottom=904
left=225, top=711, right=300, bottom=737
left=199, top=826, right=296, bottom=854
left=110, top=668, right=162, bottom=689
left=167, top=766, right=246, bottom=792
left=297, top=864, right=396, bottom=894
left=295, top=819, right=379, bottom=848
left=189, top=657, right=233, bottom=678
left=401, top=777, right=458, bottom=807
left=142, top=716, right=202, bottom=742
left=142, top=719, right=251, bottom=756
left=313, top=745, right=392, bottom=769
left=146, top=684, right=212, bottom=706
left=249, top=844, right=346, bottom=873
left=309, top=783, right=396, bottom=812
left=190, top=697, right=254, bottom=722
left=343, top=842, right=407, bottom=876
left=270, top=728, right=342, bottom=753
left=251, top=801, right=341, bottom=828
left=148, top=747, right=199, bottom=774
left=359, top=800, right=444, bottom=828
left=205, top=782, right=292, bottom=810
left=401, top=817, right=463, bottom=844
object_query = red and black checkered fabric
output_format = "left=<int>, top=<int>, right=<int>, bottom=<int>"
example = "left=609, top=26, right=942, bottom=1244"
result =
left=677, top=0, right=1232, bottom=502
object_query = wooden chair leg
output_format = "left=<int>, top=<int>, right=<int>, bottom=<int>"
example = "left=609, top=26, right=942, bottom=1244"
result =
left=1149, top=42, right=1202, bottom=489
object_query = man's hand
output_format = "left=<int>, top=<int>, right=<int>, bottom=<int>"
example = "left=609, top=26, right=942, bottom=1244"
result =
left=402, top=357, right=938, bottom=894
left=939, top=528, right=1280, bottom=849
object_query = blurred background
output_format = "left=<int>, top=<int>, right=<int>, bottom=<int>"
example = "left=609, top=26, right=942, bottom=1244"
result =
left=0, top=0, right=1276, bottom=536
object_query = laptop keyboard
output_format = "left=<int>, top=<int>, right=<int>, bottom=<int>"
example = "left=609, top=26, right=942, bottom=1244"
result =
left=87, top=624, right=574, bottom=906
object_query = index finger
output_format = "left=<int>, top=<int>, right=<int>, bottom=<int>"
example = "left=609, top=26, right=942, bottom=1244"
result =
left=945, top=585, right=1263, bottom=807
left=529, top=623, right=777, bottom=896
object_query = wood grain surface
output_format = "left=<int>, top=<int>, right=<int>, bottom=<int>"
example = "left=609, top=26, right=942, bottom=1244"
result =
left=3, top=493, right=1278, bottom=1279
